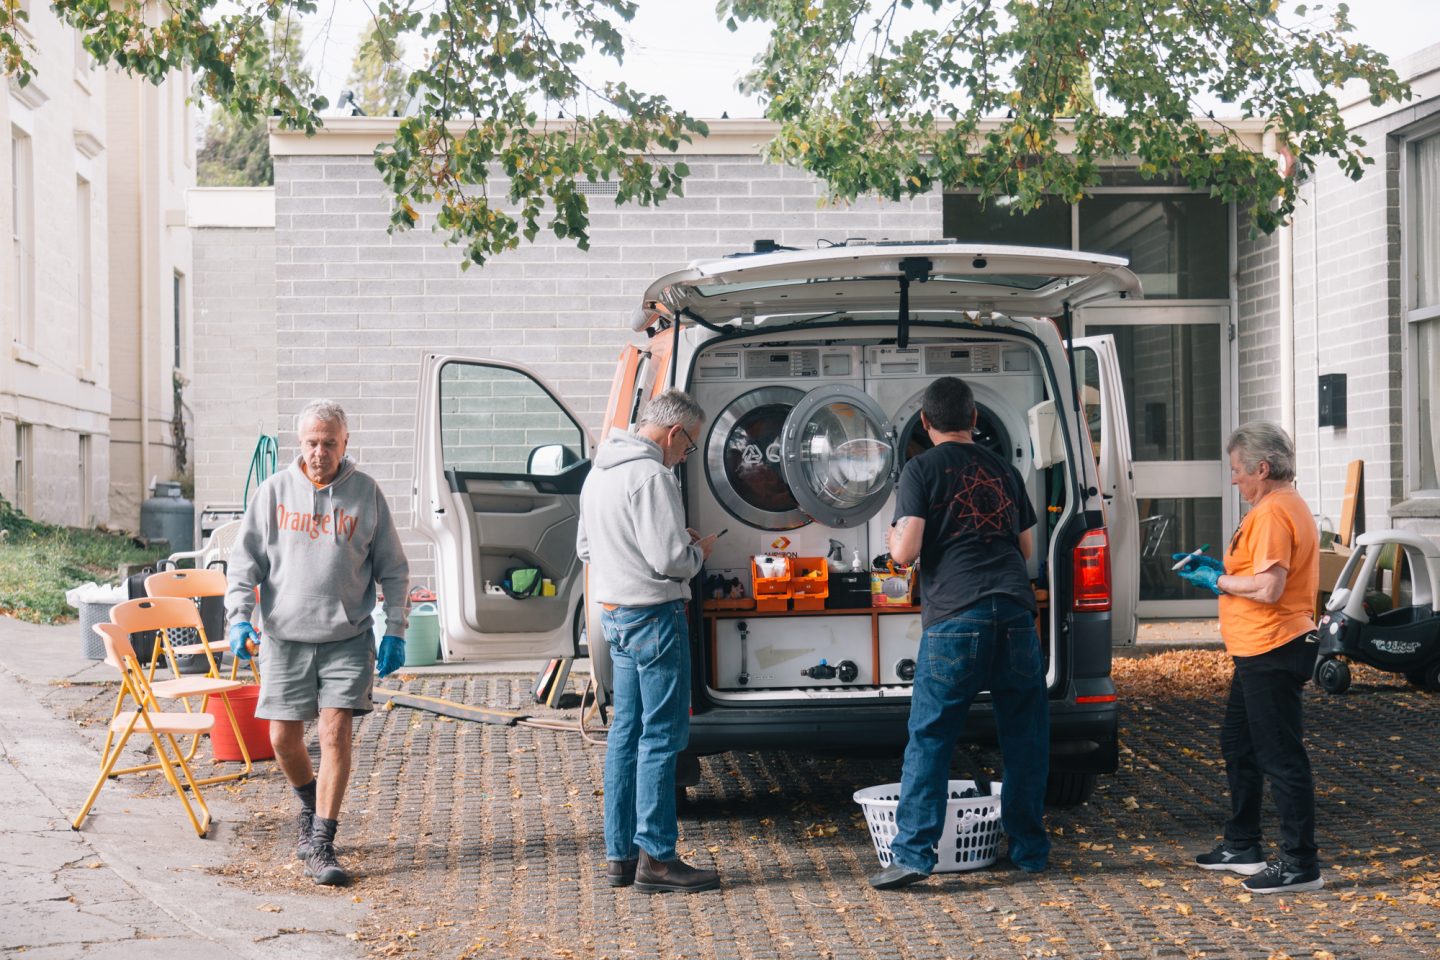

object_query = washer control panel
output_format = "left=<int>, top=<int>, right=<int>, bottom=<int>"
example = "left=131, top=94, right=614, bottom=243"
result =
left=866, top=342, right=1032, bottom=377
left=696, top=346, right=862, bottom=382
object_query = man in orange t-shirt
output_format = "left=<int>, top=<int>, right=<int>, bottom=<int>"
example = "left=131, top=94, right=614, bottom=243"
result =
left=1173, top=422, right=1322, bottom=895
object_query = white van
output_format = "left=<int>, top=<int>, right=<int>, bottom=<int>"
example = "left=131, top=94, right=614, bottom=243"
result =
left=413, top=242, right=1140, bottom=805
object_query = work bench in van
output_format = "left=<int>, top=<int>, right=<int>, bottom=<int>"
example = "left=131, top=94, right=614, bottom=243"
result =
left=701, top=591, right=1048, bottom=692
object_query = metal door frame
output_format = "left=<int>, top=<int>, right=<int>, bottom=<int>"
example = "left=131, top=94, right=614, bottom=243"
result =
left=1077, top=302, right=1235, bottom=619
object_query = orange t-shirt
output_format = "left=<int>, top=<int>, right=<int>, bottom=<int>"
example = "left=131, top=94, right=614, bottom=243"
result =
left=1219, top=487, right=1319, bottom=657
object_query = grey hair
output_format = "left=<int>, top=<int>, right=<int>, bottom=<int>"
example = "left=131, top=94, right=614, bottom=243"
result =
left=296, top=399, right=349, bottom=434
left=639, top=389, right=705, bottom=431
left=1226, top=421, right=1296, bottom=482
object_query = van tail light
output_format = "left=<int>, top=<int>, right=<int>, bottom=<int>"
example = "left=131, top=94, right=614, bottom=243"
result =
left=1072, top=528, right=1112, bottom=612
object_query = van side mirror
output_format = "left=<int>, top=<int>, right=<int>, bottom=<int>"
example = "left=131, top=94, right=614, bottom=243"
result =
left=527, top=444, right=578, bottom=476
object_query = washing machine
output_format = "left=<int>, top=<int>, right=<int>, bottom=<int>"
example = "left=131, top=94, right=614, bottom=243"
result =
left=689, top=343, right=880, bottom=577
left=863, top=339, right=1046, bottom=578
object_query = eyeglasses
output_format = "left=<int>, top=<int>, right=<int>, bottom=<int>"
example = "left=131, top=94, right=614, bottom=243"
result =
left=677, top=425, right=697, bottom=458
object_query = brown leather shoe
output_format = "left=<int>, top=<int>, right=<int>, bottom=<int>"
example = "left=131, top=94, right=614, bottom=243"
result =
left=634, top=850, right=720, bottom=893
left=606, top=857, right=638, bottom=887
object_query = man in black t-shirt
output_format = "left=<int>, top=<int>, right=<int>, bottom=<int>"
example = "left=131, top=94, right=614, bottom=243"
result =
left=869, top=376, right=1051, bottom=889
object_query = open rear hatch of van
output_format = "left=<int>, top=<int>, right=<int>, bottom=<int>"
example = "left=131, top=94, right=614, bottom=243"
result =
left=644, top=244, right=1141, bottom=324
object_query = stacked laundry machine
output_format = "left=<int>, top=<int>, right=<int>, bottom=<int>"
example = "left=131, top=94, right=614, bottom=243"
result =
left=687, top=334, right=1047, bottom=696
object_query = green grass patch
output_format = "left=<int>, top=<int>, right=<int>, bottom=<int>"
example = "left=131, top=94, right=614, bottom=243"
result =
left=0, top=496, right=169, bottom=624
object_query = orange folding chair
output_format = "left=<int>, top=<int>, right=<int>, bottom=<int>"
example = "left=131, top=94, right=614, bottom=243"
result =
left=143, top=569, right=259, bottom=684
left=72, top=624, right=214, bottom=837
left=88, top=622, right=258, bottom=784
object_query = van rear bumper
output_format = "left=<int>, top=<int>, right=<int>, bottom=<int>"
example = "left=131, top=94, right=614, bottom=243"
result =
left=686, top=698, right=1118, bottom=773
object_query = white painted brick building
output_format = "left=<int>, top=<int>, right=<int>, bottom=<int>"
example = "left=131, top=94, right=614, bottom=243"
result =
left=2, top=0, right=196, bottom=532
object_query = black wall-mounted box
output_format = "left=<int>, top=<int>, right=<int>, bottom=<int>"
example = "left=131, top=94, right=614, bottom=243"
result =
left=1318, top=373, right=1347, bottom=428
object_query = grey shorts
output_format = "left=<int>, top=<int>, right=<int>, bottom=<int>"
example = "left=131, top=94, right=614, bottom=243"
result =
left=256, top=632, right=375, bottom=721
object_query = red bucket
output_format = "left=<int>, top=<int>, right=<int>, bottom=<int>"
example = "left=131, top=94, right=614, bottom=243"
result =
left=205, top=685, right=274, bottom=762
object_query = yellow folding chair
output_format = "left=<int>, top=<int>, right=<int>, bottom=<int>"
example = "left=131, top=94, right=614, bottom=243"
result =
left=72, top=625, right=215, bottom=837
left=142, top=569, right=259, bottom=684
left=89, top=622, right=258, bottom=784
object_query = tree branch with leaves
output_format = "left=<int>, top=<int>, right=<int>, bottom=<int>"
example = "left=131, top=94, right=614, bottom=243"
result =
left=19, top=0, right=706, bottom=266
left=721, top=0, right=1410, bottom=233
left=9, top=0, right=1413, bottom=263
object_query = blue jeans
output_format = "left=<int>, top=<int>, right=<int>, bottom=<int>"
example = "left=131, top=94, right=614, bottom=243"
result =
left=601, top=600, right=690, bottom=862
left=890, top=595, right=1051, bottom=874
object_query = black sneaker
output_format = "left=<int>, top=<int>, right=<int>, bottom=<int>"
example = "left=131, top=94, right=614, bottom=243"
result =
left=1242, top=860, right=1324, bottom=894
left=304, top=840, right=352, bottom=887
left=1194, top=842, right=1267, bottom=876
left=295, top=809, right=315, bottom=861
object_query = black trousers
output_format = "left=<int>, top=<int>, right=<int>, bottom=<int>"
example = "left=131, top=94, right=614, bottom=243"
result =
left=1220, top=632, right=1319, bottom=868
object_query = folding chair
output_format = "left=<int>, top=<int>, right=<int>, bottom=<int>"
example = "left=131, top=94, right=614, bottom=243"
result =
left=88, top=622, right=258, bottom=784
left=72, top=625, right=215, bottom=837
left=143, top=569, right=259, bottom=684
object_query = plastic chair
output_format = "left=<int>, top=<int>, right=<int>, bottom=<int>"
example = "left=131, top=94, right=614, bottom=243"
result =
left=143, top=569, right=258, bottom=683
left=165, top=519, right=243, bottom=571
left=72, top=625, right=215, bottom=837
left=88, top=623, right=257, bottom=784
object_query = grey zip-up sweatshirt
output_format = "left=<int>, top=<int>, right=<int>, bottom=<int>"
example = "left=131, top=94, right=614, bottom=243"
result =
left=225, top=456, right=410, bottom=643
left=576, top=430, right=702, bottom=605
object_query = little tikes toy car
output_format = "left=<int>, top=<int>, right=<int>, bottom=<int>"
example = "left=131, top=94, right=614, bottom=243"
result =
left=1314, top=529, right=1440, bottom=694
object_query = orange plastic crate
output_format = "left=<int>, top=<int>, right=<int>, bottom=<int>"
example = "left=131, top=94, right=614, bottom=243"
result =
left=751, top=556, right=792, bottom=611
left=790, top=557, right=829, bottom=610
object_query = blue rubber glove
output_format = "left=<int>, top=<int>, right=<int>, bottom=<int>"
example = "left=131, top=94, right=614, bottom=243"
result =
left=1171, top=552, right=1224, bottom=573
left=377, top=635, right=405, bottom=679
left=229, top=621, right=260, bottom=661
left=1177, top=564, right=1222, bottom=595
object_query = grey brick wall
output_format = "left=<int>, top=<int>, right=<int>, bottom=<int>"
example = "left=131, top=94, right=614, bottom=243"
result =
left=1290, top=99, right=1438, bottom=535
left=1235, top=208, right=1282, bottom=427
left=271, top=154, right=942, bottom=582
left=191, top=227, right=278, bottom=519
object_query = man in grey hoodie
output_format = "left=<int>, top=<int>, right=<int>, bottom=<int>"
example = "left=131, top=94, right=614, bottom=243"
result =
left=577, top=389, right=720, bottom=893
left=225, top=400, right=410, bottom=887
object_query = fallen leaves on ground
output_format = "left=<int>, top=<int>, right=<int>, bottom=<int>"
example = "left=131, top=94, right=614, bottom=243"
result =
left=1114, top=649, right=1405, bottom=700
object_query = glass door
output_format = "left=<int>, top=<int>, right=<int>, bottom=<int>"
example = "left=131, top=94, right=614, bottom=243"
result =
left=1078, top=304, right=1233, bottom=617
left=780, top=385, right=896, bottom=528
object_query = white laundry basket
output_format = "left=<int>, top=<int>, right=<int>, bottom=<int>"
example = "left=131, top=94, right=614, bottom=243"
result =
left=854, top=779, right=1004, bottom=872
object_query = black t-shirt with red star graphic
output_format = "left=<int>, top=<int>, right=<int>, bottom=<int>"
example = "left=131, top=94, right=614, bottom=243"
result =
left=893, top=440, right=1037, bottom=627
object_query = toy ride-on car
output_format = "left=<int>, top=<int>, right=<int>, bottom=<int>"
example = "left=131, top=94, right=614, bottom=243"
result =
left=1314, top=529, right=1440, bottom=694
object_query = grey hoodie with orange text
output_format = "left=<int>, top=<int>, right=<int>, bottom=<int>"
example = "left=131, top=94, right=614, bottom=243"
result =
left=225, top=456, right=410, bottom=643
left=576, top=430, right=702, bottom=606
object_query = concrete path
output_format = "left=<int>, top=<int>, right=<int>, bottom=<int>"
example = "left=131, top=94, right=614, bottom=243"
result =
left=0, top=616, right=365, bottom=959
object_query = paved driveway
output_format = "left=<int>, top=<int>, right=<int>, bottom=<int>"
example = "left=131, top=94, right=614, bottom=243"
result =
left=58, top=655, right=1440, bottom=959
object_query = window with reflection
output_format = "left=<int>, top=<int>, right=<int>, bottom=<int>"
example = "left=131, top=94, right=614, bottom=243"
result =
left=1087, top=324, right=1222, bottom=463
left=1138, top=497, right=1225, bottom=601
left=439, top=363, right=583, bottom=476
left=943, top=194, right=1072, bottom=250
left=1078, top=195, right=1228, bottom=299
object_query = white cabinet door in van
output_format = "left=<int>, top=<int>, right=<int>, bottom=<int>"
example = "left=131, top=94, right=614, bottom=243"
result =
left=1073, top=336, right=1140, bottom=647
left=413, top=355, right=592, bottom=661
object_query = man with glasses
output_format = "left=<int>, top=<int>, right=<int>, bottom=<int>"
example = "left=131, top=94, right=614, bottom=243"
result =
left=577, top=388, right=720, bottom=893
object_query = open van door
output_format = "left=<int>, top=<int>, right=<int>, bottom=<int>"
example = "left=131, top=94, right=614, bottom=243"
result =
left=413, top=355, right=593, bottom=661
left=1073, top=336, right=1139, bottom=647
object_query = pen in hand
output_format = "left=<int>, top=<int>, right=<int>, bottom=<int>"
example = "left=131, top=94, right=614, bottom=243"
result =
left=1171, top=543, right=1212, bottom=571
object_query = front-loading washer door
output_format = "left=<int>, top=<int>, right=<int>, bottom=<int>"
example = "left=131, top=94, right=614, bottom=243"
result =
left=779, top=385, right=895, bottom=528
left=705, top=386, right=810, bottom=531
